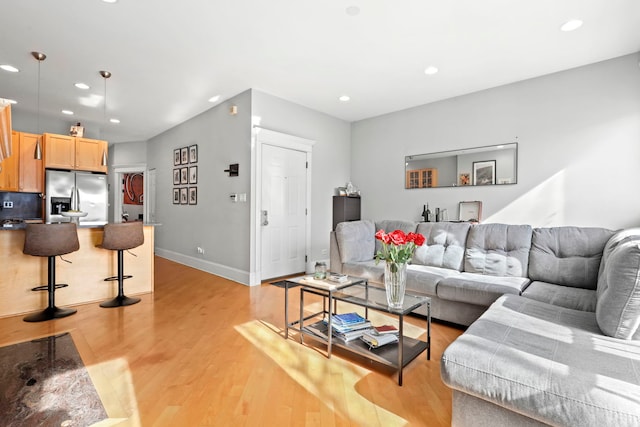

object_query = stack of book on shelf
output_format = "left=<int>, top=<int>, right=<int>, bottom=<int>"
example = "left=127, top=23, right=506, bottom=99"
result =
left=330, top=312, right=373, bottom=342
left=361, top=324, right=399, bottom=349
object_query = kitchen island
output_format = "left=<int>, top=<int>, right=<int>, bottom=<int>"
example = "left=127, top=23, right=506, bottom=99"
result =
left=0, top=224, right=154, bottom=318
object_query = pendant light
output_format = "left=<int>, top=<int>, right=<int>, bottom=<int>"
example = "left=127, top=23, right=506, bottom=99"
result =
left=32, top=51, right=46, bottom=160
left=99, top=70, right=111, bottom=166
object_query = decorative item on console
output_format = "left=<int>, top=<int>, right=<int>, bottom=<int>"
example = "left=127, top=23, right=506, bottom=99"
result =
left=374, top=229, right=425, bottom=309
left=69, top=122, right=84, bottom=137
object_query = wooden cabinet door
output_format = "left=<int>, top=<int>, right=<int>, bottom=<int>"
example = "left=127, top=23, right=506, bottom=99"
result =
left=18, top=133, right=43, bottom=193
left=75, top=138, right=107, bottom=173
left=44, top=133, right=75, bottom=169
left=0, top=131, right=19, bottom=191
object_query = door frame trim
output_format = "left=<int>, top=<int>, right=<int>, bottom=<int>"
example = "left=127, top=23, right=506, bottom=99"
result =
left=250, top=126, right=315, bottom=286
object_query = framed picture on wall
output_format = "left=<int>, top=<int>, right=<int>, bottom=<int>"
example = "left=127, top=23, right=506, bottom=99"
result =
left=181, top=147, right=189, bottom=165
left=189, top=166, right=198, bottom=184
left=173, top=149, right=181, bottom=166
left=180, top=167, right=188, bottom=185
left=459, top=173, right=470, bottom=186
left=180, top=187, right=188, bottom=205
left=173, top=169, right=180, bottom=185
left=189, top=187, right=197, bottom=205
left=472, top=160, right=496, bottom=185
left=189, top=145, right=198, bottom=163
left=173, top=188, right=180, bottom=204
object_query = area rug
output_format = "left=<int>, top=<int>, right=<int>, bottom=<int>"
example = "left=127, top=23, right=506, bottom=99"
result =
left=0, top=333, right=108, bottom=427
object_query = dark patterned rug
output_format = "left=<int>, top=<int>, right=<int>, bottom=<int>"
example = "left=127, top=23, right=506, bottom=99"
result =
left=0, top=333, right=107, bottom=427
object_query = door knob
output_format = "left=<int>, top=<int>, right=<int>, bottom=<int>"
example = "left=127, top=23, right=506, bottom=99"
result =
left=261, top=210, right=269, bottom=226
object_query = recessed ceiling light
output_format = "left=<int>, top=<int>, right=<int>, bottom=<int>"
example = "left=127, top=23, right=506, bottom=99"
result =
left=102, top=0, right=118, bottom=3
left=560, top=19, right=583, bottom=32
left=0, top=65, right=19, bottom=73
left=61, top=110, right=74, bottom=115
left=339, top=95, right=350, bottom=102
left=346, top=6, right=360, bottom=16
left=208, top=95, right=221, bottom=103
left=109, top=118, right=120, bottom=124
left=74, top=82, right=90, bottom=90
left=424, top=66, right=439, bottom=75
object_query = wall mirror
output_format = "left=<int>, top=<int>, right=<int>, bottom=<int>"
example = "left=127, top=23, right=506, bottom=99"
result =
left=405, top=143, right=517, bottom=189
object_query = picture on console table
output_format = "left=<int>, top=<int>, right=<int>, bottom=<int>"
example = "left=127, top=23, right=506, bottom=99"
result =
left=473, top=160, right=496, bottom=185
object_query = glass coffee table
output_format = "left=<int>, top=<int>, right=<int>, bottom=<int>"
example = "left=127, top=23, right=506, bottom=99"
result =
left=282, top=276, right=431, bottom=386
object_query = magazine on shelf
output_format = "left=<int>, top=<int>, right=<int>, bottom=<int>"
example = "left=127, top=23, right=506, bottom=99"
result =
left=330, top=319, right=372, bottom=334
left=333, top=312, right=366, bottom=326
left=305, top=320, right=329, bottom=339
left=361, top=331, right=399, bottom=349
left=373, top=325, right=399, bottom=335
left=334, top=327, right=374, bottom=342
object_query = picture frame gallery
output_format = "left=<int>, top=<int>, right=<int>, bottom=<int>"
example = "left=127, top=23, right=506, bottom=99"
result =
left=173, top=144, right=198, bottom=205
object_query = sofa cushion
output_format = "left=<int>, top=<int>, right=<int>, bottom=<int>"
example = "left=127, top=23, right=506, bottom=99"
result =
left=464, top=223, right=532, bottom=277
left=407, top=264, right=460, bottom=296
left=441, top=295, right=640, bottom=426
left=596, top=239, right=640, bottom=340
left=341, top=260, right=384, bottom=284
left=522, top=281, right=597, bottom=312
left=437, top=273, right=530, bottom=306
left=413, top=222, right=470, bottom=271
left=598, top=228, right=640, bottom=298
left=528, top=226, right=614, bottom=289
left=374, top=220, right=417, bottom=254
left=335, top=220, right=375, bottom=263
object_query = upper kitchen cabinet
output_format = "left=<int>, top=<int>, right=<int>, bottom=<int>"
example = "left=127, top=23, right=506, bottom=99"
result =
left=44, top=133, right=108, bottom=173
left=75, top=137, right=107, bottom=173
left=18, top=133, right=43, bottom=193
left=0, top=131, right=19, bottom=191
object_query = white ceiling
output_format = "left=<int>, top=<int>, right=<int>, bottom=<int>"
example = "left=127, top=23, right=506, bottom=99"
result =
left=1, top=0, right=639, bottom=143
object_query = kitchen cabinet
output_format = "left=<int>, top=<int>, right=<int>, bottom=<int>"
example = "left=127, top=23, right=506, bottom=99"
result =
left=0, top=131, right=19, bottom=191
left=44, top=133, right=108, bottom=173
left=18, top=133, right=43, bottom=193
left=406, top=168, right=438, bottom=188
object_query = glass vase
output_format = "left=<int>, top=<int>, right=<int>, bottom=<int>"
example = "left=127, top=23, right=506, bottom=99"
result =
left=384, top=261, right=407, bottom=309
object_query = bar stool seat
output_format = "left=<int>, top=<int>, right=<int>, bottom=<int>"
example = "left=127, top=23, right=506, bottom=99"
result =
left=99, top=222, right=144, bottom=307
left=23, top=223, right=80, bottom=322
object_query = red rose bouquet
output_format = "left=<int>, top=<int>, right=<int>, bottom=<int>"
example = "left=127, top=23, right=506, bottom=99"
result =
left=374, top=229, right=426, bottom=268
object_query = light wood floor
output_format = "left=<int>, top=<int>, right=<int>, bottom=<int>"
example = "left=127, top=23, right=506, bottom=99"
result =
left=0, top=256, right=464, bottom=426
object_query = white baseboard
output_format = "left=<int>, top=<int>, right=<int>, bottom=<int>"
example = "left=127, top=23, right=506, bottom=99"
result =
left=155, top=248, right=253, bottom=286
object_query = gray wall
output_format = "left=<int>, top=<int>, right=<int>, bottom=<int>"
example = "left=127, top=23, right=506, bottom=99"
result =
left=251, top=90, right=352, bottom=267
left=351, top=53, right=640, bottom=229
left=147, top=90, right=252, bottom=283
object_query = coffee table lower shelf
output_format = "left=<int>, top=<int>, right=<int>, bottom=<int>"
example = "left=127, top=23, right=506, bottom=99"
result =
left=301, top=323, right=429, bottom=373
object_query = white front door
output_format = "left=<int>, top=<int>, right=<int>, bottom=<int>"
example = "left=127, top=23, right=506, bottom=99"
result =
left=261, top=144, right=307, bottom=280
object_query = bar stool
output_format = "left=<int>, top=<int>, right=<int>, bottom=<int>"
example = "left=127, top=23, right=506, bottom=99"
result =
left=23, top=223, right=80, bottom=322
left=99, top=222, right=143, bottom=307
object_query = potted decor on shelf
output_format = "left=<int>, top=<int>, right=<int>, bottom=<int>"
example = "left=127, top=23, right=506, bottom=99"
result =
left=374, top=229, right=425, bottom=309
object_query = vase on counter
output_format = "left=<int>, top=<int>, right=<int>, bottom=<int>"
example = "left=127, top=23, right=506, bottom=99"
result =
left=384, top=261, right=407, bottom=309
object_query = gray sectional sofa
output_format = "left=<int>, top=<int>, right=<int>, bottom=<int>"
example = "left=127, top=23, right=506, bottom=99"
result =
left=330, top=220, right=640, bottom=426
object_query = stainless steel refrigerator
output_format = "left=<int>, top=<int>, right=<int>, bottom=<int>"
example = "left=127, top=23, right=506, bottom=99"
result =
left=45, top=170, right=108, bottom=226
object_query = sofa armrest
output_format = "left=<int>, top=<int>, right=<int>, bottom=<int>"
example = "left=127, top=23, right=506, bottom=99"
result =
left=329, top=231, right=343, bottom=274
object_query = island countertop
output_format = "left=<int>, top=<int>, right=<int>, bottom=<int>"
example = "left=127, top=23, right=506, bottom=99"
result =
left=0, top=225, right=155, bottom=318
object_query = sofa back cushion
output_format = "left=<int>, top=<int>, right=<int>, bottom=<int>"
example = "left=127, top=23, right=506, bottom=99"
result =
left=374, top=220, right=418, bottom=254
left=464, top=223, right=532, bottom=277
left=335, top=220, right=375, bottom=263
left=413, top=222, right=470, bottom=271
left=529, top=227, right=614, bottom=289
left=596, top=238, right=640, bottom=339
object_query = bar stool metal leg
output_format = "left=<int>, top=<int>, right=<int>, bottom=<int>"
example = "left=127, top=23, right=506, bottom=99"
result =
left=24, top=256, right=77, bottom=322
left=100, top=249, right=141, bottom=307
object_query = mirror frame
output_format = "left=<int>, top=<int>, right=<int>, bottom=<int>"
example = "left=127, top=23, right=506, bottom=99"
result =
left=405, top=142, right=518, bottom=189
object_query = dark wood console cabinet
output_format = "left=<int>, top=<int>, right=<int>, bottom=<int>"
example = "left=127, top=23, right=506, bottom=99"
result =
left=333, top=196, right=361, bottom=230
